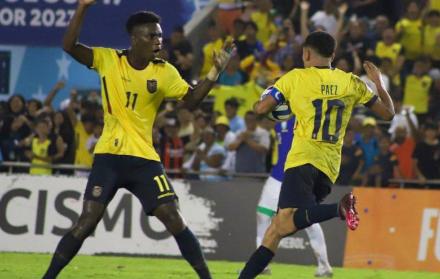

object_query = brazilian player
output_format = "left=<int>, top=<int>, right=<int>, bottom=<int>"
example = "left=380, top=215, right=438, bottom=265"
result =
left=257, top=118, right=332, bottom=277
left=42, top=1, right=234, bottom=279
left=239, top=31, right=395, bottom=278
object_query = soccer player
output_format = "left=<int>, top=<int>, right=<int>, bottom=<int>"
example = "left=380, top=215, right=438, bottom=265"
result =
left=239, top=31, right=395, bottom=278
left=42, top=1, right=233, bottom=279
left=257, top=117, right=332, bottom=277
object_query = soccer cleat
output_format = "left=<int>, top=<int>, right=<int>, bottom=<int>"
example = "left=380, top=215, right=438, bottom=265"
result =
left=315, top=269, right=333, bottom=278
left=338, top=192, right=359, bottom=230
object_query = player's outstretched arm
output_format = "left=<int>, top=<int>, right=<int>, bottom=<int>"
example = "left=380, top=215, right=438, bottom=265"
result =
left=180, top=41, right=235, bottom=110
left=363, top=61, right=395, bottom=121
left=62, top=0, right=95, bottom=67
left=253, top=96, right=278, bottom=115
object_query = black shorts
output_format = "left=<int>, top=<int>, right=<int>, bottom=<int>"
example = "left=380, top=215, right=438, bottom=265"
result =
left=278, top=164, right=332, bottom=209
left=84, top=154, right=177, bottom=215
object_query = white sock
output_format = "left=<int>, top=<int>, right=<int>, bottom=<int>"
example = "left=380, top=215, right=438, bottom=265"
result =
left=305, top=223, right=332, bottom=271
left=256, top=212, right=272, bottom=247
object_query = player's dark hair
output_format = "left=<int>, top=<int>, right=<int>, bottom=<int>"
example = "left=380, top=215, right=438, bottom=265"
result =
left=126, top=11, right=161, bottom=34
left=303, top=31, right=336, bottom=58
left=427, top=10, right=440, bottom=17
left=246, top=21, right=259, bottom=32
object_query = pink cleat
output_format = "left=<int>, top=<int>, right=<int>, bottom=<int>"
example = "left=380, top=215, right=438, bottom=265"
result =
left=339, top=192, right=360, bottom=230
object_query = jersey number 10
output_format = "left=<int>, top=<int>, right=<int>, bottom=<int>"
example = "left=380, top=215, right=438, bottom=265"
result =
left=311, top=99, right=345, bottom=143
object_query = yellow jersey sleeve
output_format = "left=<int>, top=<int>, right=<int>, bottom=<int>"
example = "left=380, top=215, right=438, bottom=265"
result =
left=163, top=63, right=190, bottom=100
left=273, top=70, right=297, bottom=102
left=351, top=74, right=378, bottom=107
left=91, top=47, right=113, bottom=73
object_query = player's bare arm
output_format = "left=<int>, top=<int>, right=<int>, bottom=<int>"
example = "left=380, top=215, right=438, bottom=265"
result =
left=253, top=96, right=278, bottom=115
left=180, top=41, right=235, bottom=110
left=62, top=0, right=95, bottom=67
left=363, top=61, right=395, bottom=120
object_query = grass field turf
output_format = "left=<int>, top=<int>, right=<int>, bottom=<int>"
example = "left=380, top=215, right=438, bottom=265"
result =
left=1, top=252, right=437, bottom=279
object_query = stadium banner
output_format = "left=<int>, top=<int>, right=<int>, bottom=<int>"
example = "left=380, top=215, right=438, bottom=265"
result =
left=344, top=187, right=440, bottom=272
left=0, top=0, right=196, bottom=47
left=0, top=174, right=348, bottom=265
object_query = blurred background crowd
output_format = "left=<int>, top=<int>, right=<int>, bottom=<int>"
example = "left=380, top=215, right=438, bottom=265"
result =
left=1, top=0, right=440, bottom=188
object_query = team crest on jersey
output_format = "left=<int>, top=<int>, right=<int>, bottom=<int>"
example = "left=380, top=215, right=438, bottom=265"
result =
left=147, top=79, right=158, bottom=93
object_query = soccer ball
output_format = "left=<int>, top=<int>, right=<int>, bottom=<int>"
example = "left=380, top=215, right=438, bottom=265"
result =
left=260, top=86, right=293, bottom=122
left=266, top=102, right=293, bottom=122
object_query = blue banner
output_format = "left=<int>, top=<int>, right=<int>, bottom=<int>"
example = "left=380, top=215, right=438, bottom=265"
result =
left=0, top=0, right=196, bottom=48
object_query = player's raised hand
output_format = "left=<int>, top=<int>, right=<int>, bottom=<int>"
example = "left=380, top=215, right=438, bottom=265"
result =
left=207, top=39, right=236, bottom=81
left=213, top=39, right=236, bottom=72
left=79, top=0, right=96, bottom=6
left=363, top=61, right=382, bottom=85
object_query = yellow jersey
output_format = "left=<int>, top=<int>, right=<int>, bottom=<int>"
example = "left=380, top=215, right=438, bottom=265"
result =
left=423, top=25, right=440, bottom=57
left=274, top=67, right=376, bottom=182
left=200, top=38, right=224, bottom=78
left=91, top=47, right=190, bottom=161
left=251, top=11, right=277, bottom=44
left=30, top=137, right=51, bottom=175
left=74, top=121, right=93, bottom=167
left=375, top=41, right=402, bottom=65
left=403, top=75, right=432, bottom=114
left=395, top=18, right=422, bottom=60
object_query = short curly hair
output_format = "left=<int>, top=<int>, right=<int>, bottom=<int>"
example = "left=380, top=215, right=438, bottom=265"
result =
left=126, top=11, right=161, bottom=34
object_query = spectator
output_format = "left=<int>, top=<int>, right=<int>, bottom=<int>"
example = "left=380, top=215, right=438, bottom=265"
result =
left=231, top=18, right=246, bottom=41
left=216, top=0, right=244, bottom=34
left=350, top=0, right=384, bottom=19
left=218, top=54, right=247, bottom=86
left=177, top=107, right=194, bottom=145
left=402, top=56, right=433, bottom=123
left=24, top=117, right=64, bottom=175
left=168, top=26, right=194, bottom=82
left=357, top=117, right=379, bottom=176
left=413, top=122, right=440, bottom=186
left=214, top=115, right=236, bottom=172
left=160, top=115, right=185, bottom=178
left=338, top=128, right=364, bottom=186
left=388, top=99, right=419, bottom=140
left=423, top=10, right=440, bottom=64
left=224, top=98, right=245, bottom=133
left=374, top=28, right=404, bottom=72
left=395, top=1, right=423, bottom=61
left=368, top=15, right=391, bottom=43
left=390, top=110, right=418, bottom=180
left=368, top=135, right=397, bottom=187
left=251, top=0, right=277, bottom=44
left=188, top=127, right=226, bottom=181
left=86, top=121, right=103, bottom=155
left=235, top=21, right=265, bottom=60
left=230, top=111, right=270, bottom=173
left=200, top=21, right=224, bottom=78
left=310, top=0, right=339, bottom=36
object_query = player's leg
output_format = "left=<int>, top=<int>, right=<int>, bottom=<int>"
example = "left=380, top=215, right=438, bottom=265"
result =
left=126, top=159, right=211, bottom=279
left=239, top=165, right=340, bottom=279
left=42, top=200, right=106, bottom=279
left=256, top=176, right=280, bottom=247
left=42, top=154, right=119, bottom=279
left=304, top=224, right=333, bottom=277
left=154, top=201, right=211, bottom=279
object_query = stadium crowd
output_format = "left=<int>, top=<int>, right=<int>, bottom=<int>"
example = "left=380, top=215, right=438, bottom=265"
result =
left=0, top=0, right=440, bottom=188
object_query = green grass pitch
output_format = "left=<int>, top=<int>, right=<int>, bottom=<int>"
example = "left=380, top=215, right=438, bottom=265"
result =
left=1, top=252, right=437, bottom=279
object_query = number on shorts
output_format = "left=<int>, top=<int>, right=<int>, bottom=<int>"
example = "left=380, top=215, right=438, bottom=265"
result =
left=154, top=175, right=170, bottom=193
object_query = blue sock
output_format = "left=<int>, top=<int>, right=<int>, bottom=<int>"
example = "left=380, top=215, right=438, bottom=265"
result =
left=174, top=227, right=211, bottom=279
left=239, top=246, right=274, bottom=279
left=293, top=204, right=339, bottom=230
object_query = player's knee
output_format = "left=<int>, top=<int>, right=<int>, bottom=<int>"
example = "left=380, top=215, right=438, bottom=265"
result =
left=154, top=203, right=186, bottom=235
left=71, top=213, right=100, bottom=239
left=273, top=210, right=296, bottom=237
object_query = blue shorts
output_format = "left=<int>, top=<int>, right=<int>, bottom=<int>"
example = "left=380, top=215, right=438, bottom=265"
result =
left=278, top=164, right=332, bottom=209
left=84, top=154, right=177, bottom=215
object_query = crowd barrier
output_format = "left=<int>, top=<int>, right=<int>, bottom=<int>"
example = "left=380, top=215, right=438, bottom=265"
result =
left=0, top=173, right=439, bottom=272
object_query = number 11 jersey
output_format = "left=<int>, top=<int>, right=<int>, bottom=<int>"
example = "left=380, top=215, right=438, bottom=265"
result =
left=91, top=47, right=190, bottom=162
left=274, top=67, right=377, bottom=183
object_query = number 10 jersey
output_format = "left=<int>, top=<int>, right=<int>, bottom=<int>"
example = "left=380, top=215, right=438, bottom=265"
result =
left=274, top=67, right=377, bottom=183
